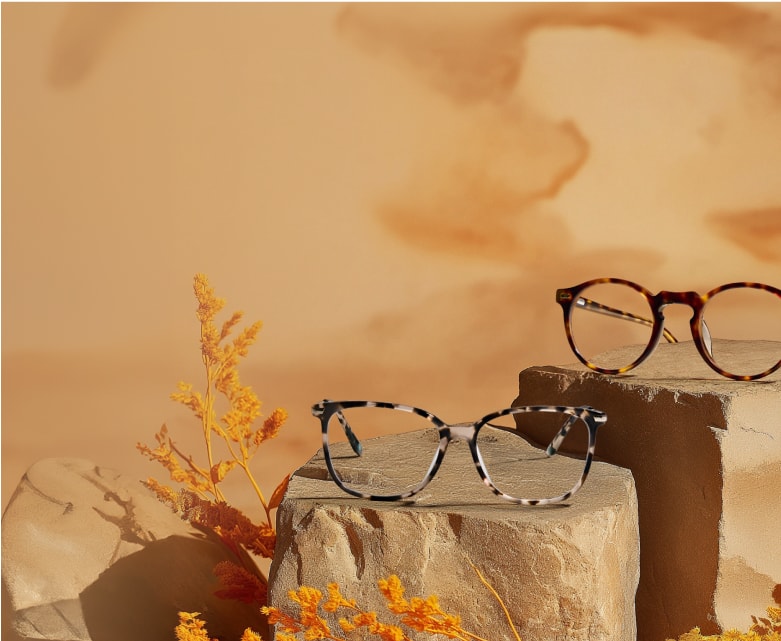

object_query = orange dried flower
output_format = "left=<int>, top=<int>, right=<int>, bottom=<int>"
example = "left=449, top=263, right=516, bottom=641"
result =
left=666, top=586, right=781, bottom=640
left=175, top=612, right=217, bottom=641
left=171, top=382, right=206, bottom=420
left=136, top=425, right=212, bottom=497
left=323, top=583, right=356, bottom=613
left=169, top=490, right=276, bottom=558
left=141, top=477, right=179, bottom=506
left=257, top=408, right=289, bottom=446
left=288, top=586, right=328, bottom=631
left=266, top=571, right=511, bottom=641
left=263, top=607, right=302, bottom=634
left=376, top=576, right=470, bottom=639
left=214, top=560, right=268, bottom=605
left=193, top=273, right=225, bottom=366
left=377, top=575, right=408, bottom=614
left=221, top=310, right=244, bottom=341
left=751, top=603, right=781, bottom=637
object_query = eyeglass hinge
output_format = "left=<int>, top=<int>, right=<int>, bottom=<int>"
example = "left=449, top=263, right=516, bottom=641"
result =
left=556, top=290, right=573, bottom=302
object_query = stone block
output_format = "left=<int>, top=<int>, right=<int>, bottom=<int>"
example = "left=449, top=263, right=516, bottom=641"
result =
left=269, top=429, right=639, bottom=641
left=514, top=341, right=781, bottom=641
left=1, top=458, right=267, bottom=641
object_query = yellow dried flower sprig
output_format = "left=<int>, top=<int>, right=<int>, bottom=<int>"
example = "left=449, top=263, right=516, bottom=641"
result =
left=175, top=611, right=215, bottom=641
left=138, top=273, right=289, bottom=559
left=175, top=612, right=263, bottom=641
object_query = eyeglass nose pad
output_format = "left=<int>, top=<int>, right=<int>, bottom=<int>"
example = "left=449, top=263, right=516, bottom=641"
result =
left=654, top=309, right=679, bottom=345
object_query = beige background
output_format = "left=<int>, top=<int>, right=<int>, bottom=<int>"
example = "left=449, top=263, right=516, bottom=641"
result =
left=3, top=3, right=781, bottom=516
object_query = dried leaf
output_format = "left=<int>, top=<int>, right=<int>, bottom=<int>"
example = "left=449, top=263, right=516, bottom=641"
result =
left=269, top=474, right=291, bottom=511
left=210, top=460, right=237, bottom=484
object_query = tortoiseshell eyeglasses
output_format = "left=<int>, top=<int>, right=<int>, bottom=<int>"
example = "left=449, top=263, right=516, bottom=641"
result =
left=556, top=278, right=781, bottom=381
left=312, top=400, right=607, bottom=506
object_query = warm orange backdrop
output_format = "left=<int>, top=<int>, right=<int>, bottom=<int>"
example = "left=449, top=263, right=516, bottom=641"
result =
left=3, top=3, right=781, bottom=513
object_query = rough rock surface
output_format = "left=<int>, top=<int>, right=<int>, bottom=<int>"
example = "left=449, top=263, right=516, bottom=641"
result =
left=515, top=341, right=781, bottom=641
left=2, top=458, right=267, bottom=641
left=269, top=431, right=639, bottom=641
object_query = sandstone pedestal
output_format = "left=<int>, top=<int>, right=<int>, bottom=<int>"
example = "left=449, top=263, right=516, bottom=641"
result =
left=269, top=431, right=639, bottom=641
left=514, top=341, right=781, bottom=641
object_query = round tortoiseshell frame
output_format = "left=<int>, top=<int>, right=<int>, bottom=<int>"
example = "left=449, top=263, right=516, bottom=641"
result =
left=556, top=278, right=781, bottom=381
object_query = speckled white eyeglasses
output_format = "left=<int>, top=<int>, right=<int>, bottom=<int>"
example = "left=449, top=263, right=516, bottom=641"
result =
left=312, top=400, right=607, bottom=506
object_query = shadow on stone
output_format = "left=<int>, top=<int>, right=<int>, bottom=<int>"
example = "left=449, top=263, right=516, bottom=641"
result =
left=80, top=533, right=268, bottom=641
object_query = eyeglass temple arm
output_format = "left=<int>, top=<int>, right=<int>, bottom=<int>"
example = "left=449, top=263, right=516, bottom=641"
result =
left=336, top=411, right=363, bottom=456
left=486, top=417, right=581, bottom=458
left=576, top=297, right=678, bottom=344
left=545, top=415, right=579, bottom=457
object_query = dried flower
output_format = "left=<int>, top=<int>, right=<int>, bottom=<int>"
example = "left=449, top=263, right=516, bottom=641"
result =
left=263, top=570, right=508, bottom=641
left=214, top=560, right=268, bottom=605
left=138, top=274, right=289, bottom=564
left=323, top=583, right=356, bottom=613
left=666, top=585, right=781, bottom=641
left=751, top=603, right=781, bottom=637
left=175, top=612, right=216, bottom=641
left=376, top=575, right=479, bottom=641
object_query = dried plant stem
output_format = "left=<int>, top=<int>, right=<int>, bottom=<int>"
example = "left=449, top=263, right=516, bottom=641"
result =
left=424, top=624, right=485, bottom=641
left=201, top=365, right=227, bottom=501
left=470, top=563, right=522, bottom=641
left=451, top=626, right=489, bottom=641
left=167, top=440, right=213, bottom=499
left=239, top=461, right=272, bottom=526
left=217, top=434, right=273, bottom=527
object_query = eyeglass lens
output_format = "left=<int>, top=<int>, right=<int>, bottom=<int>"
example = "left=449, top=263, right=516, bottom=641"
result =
left=325, top=406, right=441, bottom=498
left=568, top=281, right=654, bottom=371
left=477, top=412, right=590, bottom=501
left=324, top=406, right=590, bottom=501
left=700, top=286, right=781, bottom=377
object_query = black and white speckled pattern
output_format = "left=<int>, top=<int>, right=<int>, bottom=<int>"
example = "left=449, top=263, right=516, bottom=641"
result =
left=312, top=400, right=606, bottom=506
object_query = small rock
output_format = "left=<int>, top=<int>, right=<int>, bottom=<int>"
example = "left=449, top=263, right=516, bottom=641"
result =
left=2, top=458, right=268, bottom=641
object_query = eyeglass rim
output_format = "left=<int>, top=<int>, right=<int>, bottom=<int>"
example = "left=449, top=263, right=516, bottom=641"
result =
left=556, top=278, right=781, bottom=381
left=312, top=400, right=606, bottom=506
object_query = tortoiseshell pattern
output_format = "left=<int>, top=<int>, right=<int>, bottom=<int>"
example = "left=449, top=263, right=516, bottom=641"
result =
left=312, top=400, right=607, bottom=506
left=556, top=278, right=781, bottom=381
